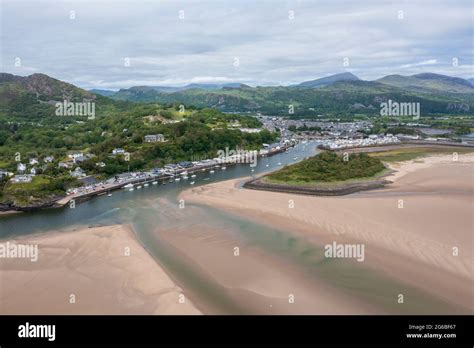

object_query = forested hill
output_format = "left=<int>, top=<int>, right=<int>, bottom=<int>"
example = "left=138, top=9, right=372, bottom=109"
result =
left=0, top=72, right=277, bottom=179
left=101, top=72, right=474, bottom=117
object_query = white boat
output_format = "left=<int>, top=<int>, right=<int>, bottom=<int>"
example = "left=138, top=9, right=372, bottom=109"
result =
left=129, top=188, right=134, bottom=191
left=190, top=181, right=195, bottom=185
left=124, top=183, right=133, bottom=189
left=180, top=171, right=188, bottom=176
left=152, top=181, right=158, bottom=185
left=266, top=164, right=269, bottom=167
left=278, top=162, right=282, bottom=165
left=294, top=157, right=298, bottom=160
left=175, top=177, right=181, bottom=181
left=107, top=193, right=112, bottom=197
left=209, top=170, right=215, bottom=174
left=136, top=185, right=142, bottom=189
left=251, top=169, right=255, bottom=172
left=144, top=183, right=149, bottom=187
left=221, top=166, right=226, bottom=170
left=183, top=176, right=189, bottom=180
left=191, top=174, right=196, bottom=178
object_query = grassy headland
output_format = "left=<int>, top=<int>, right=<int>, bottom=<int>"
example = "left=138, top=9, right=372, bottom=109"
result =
left=264, top=151, right=387, bottom=187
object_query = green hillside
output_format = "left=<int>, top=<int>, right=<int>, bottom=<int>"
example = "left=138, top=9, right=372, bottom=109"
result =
left=376, top=73, right=474, bottom=94
left=0, top=73, right=277, bottom=207
left=109, top=75, right=474, bottom=117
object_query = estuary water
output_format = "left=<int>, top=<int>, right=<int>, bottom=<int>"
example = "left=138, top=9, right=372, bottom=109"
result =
left=0, top=143, right=464, bottom=314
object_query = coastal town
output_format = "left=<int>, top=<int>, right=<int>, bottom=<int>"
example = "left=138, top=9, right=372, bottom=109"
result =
left=2, top=0, right=474, bottom=342
left=57, top=138, right=296, bottom=206
left=1, top=113, right=473, bottom=212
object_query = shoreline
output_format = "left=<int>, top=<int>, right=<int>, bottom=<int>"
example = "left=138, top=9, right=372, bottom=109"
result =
left=0, top=210, right=23, bottom=216
left=1, top=142, right=473, bottom=215
left=0, top=143, right=295, bottom=215
left=244, top=143, right=474, bottom=197
left=243, top=169, right=394, bottom=196
left=180, top=153, right=474, bottom=312
left=0, top=224, right=201, bottom=314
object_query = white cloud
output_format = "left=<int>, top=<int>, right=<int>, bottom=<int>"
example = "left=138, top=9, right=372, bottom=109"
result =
left=400, top=59, right=438, bottom=68
left=1, top=0, right=472, bottom=88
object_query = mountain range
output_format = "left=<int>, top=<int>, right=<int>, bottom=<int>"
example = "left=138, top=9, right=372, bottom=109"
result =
left=376, top=73, right=474, bottom=94
left=1, top=72, right=473, bottom=118
left=93, top=72, right=474, bottom=96
left=96, top=72, right=474, bottom=116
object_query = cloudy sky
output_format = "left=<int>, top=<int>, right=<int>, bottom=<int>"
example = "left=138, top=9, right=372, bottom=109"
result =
left=1, top=0, right=473, bottom=89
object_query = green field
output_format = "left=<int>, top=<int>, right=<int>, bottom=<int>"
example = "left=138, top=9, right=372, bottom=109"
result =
left=368, top=146, right=474, bottom=162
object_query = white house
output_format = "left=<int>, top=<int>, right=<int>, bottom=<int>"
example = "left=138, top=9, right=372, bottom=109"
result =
left=10, top=174, right=33, bottom=184
left=30, top=167, right=37, bottom=175
left=17, top=163, right=26, bottom=173
left=70, top=167, right=86, bottom=178
left=73, top=155, right=86, bottom=163
left=112, top=148, right=125, bottom=155
left=68, top=153, right=84, bottom=159
left=58, top=162, right=70, bottom=169
left=44, top=156, right=55, bottom=163
left=239, top=128, right=262, bottom=133
left=29, top=158, right=39, bottom=165
left=144, top=134, right=166, bottom=143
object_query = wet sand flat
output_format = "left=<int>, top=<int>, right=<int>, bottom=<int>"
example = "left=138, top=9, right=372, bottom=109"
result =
left=181, top=153, right=474, bottom=312
left=0, top=224, right=201, bottom=314
left=154, top=218, right=378, bottom=314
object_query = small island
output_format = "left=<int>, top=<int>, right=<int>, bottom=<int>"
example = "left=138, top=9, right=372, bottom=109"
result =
left=244, top=151, right=391, bottom=196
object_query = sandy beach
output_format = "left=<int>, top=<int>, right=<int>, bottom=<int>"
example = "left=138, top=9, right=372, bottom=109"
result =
left=0, top=224, right=201, bottom=314
left=153, top=213, right=379, bottom=314
left=0, top=210, right=23, bottom=216
left=181, top=153, right=474, bottom=313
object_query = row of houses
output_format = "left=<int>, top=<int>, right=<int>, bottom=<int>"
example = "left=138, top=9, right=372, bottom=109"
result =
left=16, top=155, right=55, bottom=172
left=3, top=135, right=166, bottom=184
left=322, top=134, right=400, bottom=150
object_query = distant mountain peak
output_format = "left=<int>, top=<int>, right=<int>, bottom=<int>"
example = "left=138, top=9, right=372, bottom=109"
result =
left=297, top=72, right=360, bottom=88
left=377, top=72, right=474, bottom=93
left=0, top=72, right=95, bottom=103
